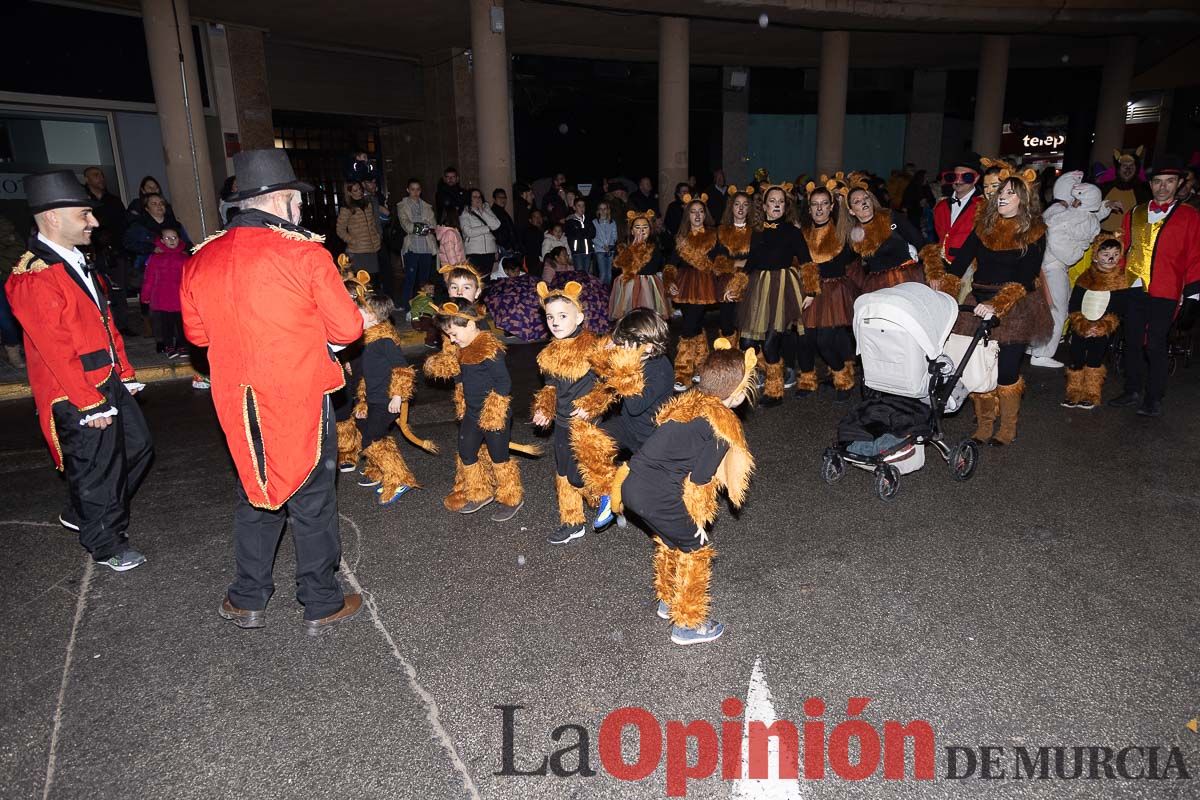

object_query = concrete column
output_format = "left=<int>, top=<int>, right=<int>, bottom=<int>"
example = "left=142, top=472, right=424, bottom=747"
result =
left=226, top=26, right=275, bottom=151
left=1090, top=35, right=1137, bottom=169
left=205, top=24, right=239, bottom=175
left=721, top=66, right=750, bottom=186
left=658, top=17, right=689, bottom=199
left=140, top=0, right=217, bottom=239
left=815, top=31, right=850, bottom=177
left=470, top=0, right=513, bottom=198
left=971, top=35, right=1009, bottom=156
left=904, top=69, right=947, bottom=175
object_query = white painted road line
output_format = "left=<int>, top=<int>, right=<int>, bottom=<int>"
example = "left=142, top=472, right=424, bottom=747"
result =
left=732, top=656, right=804, bottom=799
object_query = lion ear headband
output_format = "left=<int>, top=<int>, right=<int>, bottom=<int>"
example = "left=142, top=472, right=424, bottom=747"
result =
left=978, top=158, right=1037, bottom=190
left=343, top=266, right=373, bottom=303
left=536, top=280, right=584, bottom=312
left=438, top=261, right=484, bottom=283
left=626, top=209, right=656, bottom=224
left=433, top=301, right=482, bottom=322
left=681, top=192, right=709, bottom=205
left=726, top=185, right=756, bottom=197
left=712, top=337, right=758, bottom=400
left=758, top=181, right=794, bottom=195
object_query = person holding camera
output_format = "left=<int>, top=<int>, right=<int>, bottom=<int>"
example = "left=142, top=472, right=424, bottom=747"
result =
left=397, top=178, right=437, bottom=313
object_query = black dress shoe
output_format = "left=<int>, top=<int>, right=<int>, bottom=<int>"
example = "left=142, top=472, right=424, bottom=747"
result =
left=1107, top=391, right=1141, bottom=408
left=1136, top=398, right=1162, bottom=417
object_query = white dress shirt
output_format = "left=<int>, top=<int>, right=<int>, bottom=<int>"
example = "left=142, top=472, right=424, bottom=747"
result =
left=37, top=233, right=100, bottom=307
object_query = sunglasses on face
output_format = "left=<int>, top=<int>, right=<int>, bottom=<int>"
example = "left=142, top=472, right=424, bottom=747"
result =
left=940, top=171, right=978, bottom=185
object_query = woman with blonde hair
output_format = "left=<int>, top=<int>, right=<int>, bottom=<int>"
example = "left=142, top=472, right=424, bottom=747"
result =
left=846, top=179, right=926, bottom=294
left=665, top=195, right=726, bottom=391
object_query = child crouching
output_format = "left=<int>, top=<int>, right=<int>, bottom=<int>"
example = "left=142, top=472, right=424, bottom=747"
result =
left=614, top=338, right=757, bottom=645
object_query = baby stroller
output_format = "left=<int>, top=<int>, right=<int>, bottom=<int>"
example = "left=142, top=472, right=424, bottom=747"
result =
left=820, top=283, right=996, bottom=501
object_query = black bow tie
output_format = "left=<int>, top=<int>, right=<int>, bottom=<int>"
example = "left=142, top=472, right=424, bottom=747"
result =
left=81, top=255, right=96, bottom=275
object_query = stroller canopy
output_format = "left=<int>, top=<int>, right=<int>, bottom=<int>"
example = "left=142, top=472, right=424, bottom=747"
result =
left=853, top=283, right=959, bottom=361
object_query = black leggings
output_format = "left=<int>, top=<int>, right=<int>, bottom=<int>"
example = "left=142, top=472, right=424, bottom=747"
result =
left=718, top=302, right=737, bottom=337
left=741, top=330, right=786, bottom=365
left=998, top=342, right=1025, bottom=386
left=797, top=326, right=855, bottom=372
left=1068, top=334, right=1111, bottom=369
left=458, top=415, right=510, bottom=465
left=679, top=303, right=706, bottom=338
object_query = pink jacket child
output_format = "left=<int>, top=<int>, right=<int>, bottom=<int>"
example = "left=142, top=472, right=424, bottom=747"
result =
left=436, top=224, right=465, bottom=267
left=142, top=232, right=188, bottom=312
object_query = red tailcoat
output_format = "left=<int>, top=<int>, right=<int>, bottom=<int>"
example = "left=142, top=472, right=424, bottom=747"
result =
left=934, top=191, right=983, bottom=263
left=1121, top=203, right=1200, bottom=302
left=181, top=220, right=363, bottom=509
left=5, top=239, right=135, bottom=468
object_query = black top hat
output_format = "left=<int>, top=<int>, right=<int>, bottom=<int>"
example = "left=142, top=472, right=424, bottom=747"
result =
left=225, top=149, right=313, bottom=201
left=24, top=170, right=99, bottom=214
left=1148, top=153, right=1186, bottom=178
left=948, top=152, right=982, bottom=174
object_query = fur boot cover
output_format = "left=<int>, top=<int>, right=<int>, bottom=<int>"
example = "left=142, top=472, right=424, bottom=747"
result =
left=492, top=458, right=523, bottom=506
left=556, top=474, right=587, bottom=525
left=363, top=438, right=419, bottom=503
left=569, top=418, right=618, bottom=504
left=796, top=370, right=819, bottom=393
left=336, top=418, right=362, bottom=467
left=763, top=360, right=785, bottom=400
left=443, top=456, right=469, bottom=512
left=1064, top=368, right=1084, bottom=406
left=991, top=378, right=1025, bottom=445
left=1081, top=365, right=1106, bottom=407
left=654, top=539, right=679, bottom=606
left=670, top=546, right=716, bottom=629
left=970, top=390, right=998, bottom=443
left=832, top=360, right=856, bottom=391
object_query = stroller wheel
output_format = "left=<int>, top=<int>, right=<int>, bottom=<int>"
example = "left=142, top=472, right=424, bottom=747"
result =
left=949, top=439, right=979, bottom=482
left=873, top=463, right=900, bottom=502
left=820, top=448, right=846, bottom=484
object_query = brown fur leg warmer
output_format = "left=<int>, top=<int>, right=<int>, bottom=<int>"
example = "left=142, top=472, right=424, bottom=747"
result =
left=970, top=390, right=998, bottom=443
left=763, top=361, right=785, bottom=400
left=991, top=378, right=1025, bottom=445
left=674, top=336, right=696, bottom=386
left=1081, top=365, right=1106, bottom=407
left=832, top=360, right=856, bottom=391
left=556, top=474, right=587, bottom=526
left=492, top=459, right=523, bottom=507
left=669, top=546, right=716, bottom=629
left=363, top=438, right=419, bottom=503
left=569, top=419, right=618, bottom=504
left=444, top=457, right=469, bottom=512
left=654, top=539, right=679, bottom=606
left=796, top=370, right=818, bottom=393
left=336, top=418, right=361, bottom=466
left=1064, top=368, right=1084, bottom=405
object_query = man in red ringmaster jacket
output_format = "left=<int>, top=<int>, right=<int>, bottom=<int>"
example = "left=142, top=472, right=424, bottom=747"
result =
left=6, top=170, right=152, bottom=572
left=933, top=153, right=984, bottom=265
left=181, top=149, right=364, bottom=635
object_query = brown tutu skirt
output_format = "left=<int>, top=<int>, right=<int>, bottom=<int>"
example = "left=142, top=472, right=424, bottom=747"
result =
left=673, top=265, right=718, bottom=305
left=609, top=274, right=668, bottom=320
left=860, top=261, right=925, bottom=294
left=952, top=282, right=1054, bottom=346
left=738, top=268, right=804, bottom=340
left=802, top=275, right=858, bottom=329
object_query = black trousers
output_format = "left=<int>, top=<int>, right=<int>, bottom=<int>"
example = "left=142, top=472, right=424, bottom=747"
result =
left=458, top=414, right=511, bottom=464
left=228, top=397, right=343, bottom=620
left=718, top=302, right=737, bottom=338
left=1068, top=334, right=1112, bottom=369
left=1122, top=292, right=1176, bottom=401
left=679, top=303, right=706, bottom=338
left=797, top=326, right=855, bottom=372
left=53, top=374, right=153, bottom=560
left=553, top=422, right=584, bottom=486
left=360, top=403, right=393, bottom=449
left=997, top=342, right=1025, bottom=386
left=376, top=248, right=396, bottom=300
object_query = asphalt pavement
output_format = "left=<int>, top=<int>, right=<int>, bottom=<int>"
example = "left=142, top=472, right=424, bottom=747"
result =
left=2, top=343, right=1198, bottom=800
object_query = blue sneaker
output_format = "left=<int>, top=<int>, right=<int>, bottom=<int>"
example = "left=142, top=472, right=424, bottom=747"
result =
left=94, top=548, right=147, bottom=573
left=357, top=475, right=381, bottom=488
left=670, top=619, right=724, bottom=645
left=656, top=600, right=670, bottom=620
left=548, top=524, right=586, bottom=545
left=593, top=495, right=614, bottom=530
left=380, top=485, right=412, bottom=505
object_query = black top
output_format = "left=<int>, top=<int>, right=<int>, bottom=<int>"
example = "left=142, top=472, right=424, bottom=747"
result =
left=950, top=230, right=1046, bottom=292
left=745, top=223, right=812, bottom=272
left=436, top=181, right=467, bottom=217
left=860, top=212, right=924, bottom=274
left=546, top=326, right=598, bottom=426
left=458, top=346, right=511, bottom=419
left=491, top=204, right=517, bottom=250
left=565, top=215, right=597, bottom=255
left=625, top=416, right=729, bottom=541
left=619, top=355, right=675, bottom=449
left=629, top=190, right=658, bottom=215
left=362, top=336, right=408, bottom=404
left=521, top=224, right=544, bottom=271
left=663, top=201, right=685, bottom=238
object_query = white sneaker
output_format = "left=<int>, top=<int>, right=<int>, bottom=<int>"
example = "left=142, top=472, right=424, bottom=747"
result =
left=1030, top=356, right=1064, bottom=369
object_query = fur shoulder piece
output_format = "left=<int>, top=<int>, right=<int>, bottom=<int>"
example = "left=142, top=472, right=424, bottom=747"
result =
left=363, top=321, right=402, bottom=345
left=851, top=213, right=894, bottom=257
left=976, top=216, right=1047, bottom=252
left=460, top=331, right=505, bottom=365
left=1076, top=267, right=1129, bottom=292
left=10, top=252, right=50, bottom=275
left=657, top=391, right=755, bottom=509
left=267, top=224, right=326, bottom=244
left=613, top=242, right=655, bottom=278
left=718, top=224, right=753, bottom=257
left=596, top=344, right=646, bottom=398
left=674, top=228, right=721, bottom=273
left=190, top=229, right=228, bottom=254
left=537, top=329, right=599, bottom=381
